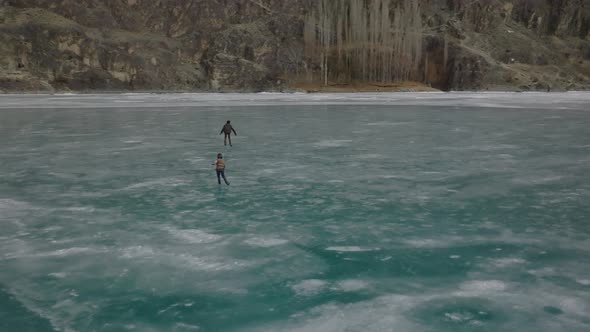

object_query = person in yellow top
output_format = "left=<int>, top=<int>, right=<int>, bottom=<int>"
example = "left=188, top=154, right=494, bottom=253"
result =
left=212, top=153, right=230, bottom=185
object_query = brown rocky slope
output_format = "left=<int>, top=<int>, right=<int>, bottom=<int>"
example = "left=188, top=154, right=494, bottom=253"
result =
left=0, top=0, right=589, bottom=92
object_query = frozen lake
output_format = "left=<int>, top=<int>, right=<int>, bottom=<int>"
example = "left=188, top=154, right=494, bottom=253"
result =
left=1, top=92, right=590, bottom=331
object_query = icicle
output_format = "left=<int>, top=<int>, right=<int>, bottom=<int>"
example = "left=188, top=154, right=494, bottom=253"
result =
left=303, top=0, right=423, bottom=85
left=443, top=33, right=448, bottom=72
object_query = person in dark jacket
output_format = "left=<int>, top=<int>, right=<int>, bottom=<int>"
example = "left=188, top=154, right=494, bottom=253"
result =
left=220, top=120, right=237, bottom=146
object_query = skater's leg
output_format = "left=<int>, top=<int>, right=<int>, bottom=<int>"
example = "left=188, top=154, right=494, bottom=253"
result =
left=221, top=171, right=229, bottom=185
left=216, top=170, right=221, bottom=184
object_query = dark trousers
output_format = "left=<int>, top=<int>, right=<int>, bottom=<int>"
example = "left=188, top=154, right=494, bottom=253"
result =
left=216, top=170, right=229, bottom=185
left=224, top=133, right=232, bottom=146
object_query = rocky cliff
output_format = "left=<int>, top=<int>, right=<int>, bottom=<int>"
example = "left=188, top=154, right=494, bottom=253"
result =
left=0, top=0, right=589, bottom=92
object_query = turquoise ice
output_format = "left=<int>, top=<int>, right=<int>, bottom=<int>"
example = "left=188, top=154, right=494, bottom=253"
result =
left=1, top=92, right=590, bottom=331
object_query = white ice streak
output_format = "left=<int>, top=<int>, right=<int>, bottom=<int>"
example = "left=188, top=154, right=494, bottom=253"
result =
left=244, top=237, right=289, bottom=247
left=60, top=206, right=96, bottom=213
left=313, top=139, right=353, bottom=148
left=292, top=279, right=328, bottom=296
left=366, top=122, right=413, bottom=126
left=458, top=280, right=507, bottom=294
left=512, top=174, right=566, bottom=185
left=335, top=279, right=369, bottom=292
left=4, top=246, right=105, bottom=259
left=0, top=198, right=33, bottom=216
left=174, top=322, right=201, bottom=330
left=489, top=257, right=527, bottom=268
left=120, top=245, right=248, bottom=272
left=164, top=227, right=222, bottom=244
left=402, top=238, right=458, bottom=248
left=250, top=294, right=422, bottom=332
left=293, top=278, right=370, bottom=296
left=401, top=230, right=546, bottom=249
left=444, top=312, right=477, bottom=323
left=122, top=177, right=186, bottom=190
left=4, top=287, right=88, bottom=332
left=48, top=272, right=68, bottom=278
left=325, top=246, right=376, bottom=252
left=354, top=153, right=382, bottom=159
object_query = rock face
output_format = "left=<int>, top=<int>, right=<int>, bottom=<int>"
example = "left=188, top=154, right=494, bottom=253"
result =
left=0, top=0, right=588, bottom=92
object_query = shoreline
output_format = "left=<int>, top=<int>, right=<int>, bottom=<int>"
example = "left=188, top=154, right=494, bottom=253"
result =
left=2, top=91, right=589, bottom=110
left=0, top=80, right=579, bottom=95
left=1, top=81, right=589, bottom=95
left=2, top=90, right=590, bottom=95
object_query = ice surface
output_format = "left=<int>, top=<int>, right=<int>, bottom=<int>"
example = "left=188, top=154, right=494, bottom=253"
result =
left=1, top=92, right=590, bottom=331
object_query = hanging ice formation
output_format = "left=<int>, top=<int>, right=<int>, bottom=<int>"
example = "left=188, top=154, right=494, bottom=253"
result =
left=304, top=0, right=423, bottom=85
